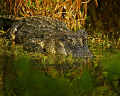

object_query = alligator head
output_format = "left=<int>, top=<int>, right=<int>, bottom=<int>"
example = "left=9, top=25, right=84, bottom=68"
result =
left=58, top=29, right=93, bottom=59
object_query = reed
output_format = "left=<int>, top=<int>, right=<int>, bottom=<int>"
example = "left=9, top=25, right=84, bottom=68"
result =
left=0, top=0, right=93, bottom=31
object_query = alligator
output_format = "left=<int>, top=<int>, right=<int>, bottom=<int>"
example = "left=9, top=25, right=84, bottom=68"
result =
left=6, top=16, right=92, bottom=58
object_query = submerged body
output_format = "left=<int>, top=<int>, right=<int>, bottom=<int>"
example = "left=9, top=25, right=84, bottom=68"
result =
left=6, top=16, right=92, bottom=58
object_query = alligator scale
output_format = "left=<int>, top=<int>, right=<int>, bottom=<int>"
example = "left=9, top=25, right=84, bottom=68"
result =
left=6, top=16, right=92, bottom=58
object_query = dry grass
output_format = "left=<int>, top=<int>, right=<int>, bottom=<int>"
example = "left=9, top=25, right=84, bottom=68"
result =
left=0, top=0, right=95, bottom=31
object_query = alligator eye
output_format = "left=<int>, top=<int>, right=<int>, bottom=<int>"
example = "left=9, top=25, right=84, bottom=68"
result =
left=69, top=38, right=76, bottom=42
left=69, top=39, right=73, bottom=41
left=68, top=38, right=77, bottom=45
left=84, top=39, right=87, bottom=41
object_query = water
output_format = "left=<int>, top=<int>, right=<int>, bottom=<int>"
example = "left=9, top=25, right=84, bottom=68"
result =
left=0, top=32, right=120, bottom=96
left=0, top=47, right=120, bottom=96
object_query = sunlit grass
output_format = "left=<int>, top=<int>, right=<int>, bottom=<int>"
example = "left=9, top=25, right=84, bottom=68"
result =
left=0, top=0, right=90, bottom=31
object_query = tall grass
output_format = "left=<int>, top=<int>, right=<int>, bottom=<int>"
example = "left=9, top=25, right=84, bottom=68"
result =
left=0, top=0, right=92, bottom=31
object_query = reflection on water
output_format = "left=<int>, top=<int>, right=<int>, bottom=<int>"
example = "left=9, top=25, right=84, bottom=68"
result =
left=2, top=55, right=72, bottom=96
left=0, top=53, right=91, bottom=96
left=0, top=51, right=120, bottom=96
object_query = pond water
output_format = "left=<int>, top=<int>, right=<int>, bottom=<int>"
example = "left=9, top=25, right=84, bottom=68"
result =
left=0, top=34, right=120, bottom=96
